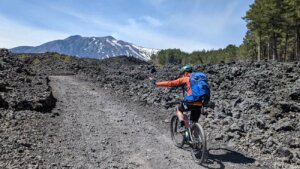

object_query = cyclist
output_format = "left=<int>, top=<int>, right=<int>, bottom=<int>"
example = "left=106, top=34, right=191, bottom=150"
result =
left=151, top=65, right=210, bottom=132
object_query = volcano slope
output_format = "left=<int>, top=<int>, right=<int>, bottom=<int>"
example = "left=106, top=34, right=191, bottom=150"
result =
left=9, top=52, right=300, bottom=168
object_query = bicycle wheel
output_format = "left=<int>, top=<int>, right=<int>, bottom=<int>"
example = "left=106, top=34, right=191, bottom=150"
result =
left=170, top=115, right=184, bottom=148
left=190, top=123, right=207, bottom=164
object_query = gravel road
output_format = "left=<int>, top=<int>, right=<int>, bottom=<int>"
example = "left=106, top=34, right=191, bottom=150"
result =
left=40, top=76, right=259, bottom=169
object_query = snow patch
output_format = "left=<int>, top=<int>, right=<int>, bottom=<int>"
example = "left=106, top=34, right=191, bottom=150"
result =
left=125, top=45, right=142, bottom=58
left=106, top=39, right=116, bottom=47
left=112, top=39, right=123, bottom=48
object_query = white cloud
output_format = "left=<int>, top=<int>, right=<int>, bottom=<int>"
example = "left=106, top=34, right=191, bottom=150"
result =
left=110, top=32, right=121, bottom=39
left=0, top=2, right=223, bottom=52
left=115, top=22, right=215, bottom=52
left=0, top=15, right=68, bottom=48
left=140, top=16, right=163, bottom=27
left=49, top=8, right=216, bottom=51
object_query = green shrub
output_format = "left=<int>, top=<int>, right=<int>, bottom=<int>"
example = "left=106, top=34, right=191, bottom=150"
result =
left=19, top=54, right=29, bottom=60
left=64, top=56, right=72, bottom=62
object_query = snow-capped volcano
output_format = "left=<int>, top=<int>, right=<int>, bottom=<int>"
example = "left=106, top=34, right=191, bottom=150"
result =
left=10, top=35, right=160, bottom=61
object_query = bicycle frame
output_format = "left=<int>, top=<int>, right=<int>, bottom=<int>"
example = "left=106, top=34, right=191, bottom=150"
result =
left=183, top=106, right=205, bottom=145
left=183, top=114, right=194, bottom=144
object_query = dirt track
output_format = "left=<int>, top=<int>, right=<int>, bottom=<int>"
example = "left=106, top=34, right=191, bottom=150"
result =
left=41, top=76, right=260, bottom=169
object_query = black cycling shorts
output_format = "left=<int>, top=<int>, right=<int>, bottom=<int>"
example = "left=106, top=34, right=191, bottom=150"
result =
left=177, top=102, right=202, bottom=122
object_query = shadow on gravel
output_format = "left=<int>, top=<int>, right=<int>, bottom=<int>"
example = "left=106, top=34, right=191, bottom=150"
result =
left=201, top=148, right=256, bottom=169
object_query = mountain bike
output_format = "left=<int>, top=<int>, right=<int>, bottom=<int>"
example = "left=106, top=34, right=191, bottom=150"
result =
left=170, top=102, right=207, bottom=164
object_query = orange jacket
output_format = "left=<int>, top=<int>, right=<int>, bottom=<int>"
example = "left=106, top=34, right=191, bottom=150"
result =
left=156, top=73, right=192, bottom=96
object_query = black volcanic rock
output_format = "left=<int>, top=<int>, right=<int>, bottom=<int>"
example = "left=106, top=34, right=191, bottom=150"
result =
left=0, top=95, right=8, bottom=108
left=0, top=49, right=56, bottom=112
left=290, top=90, right=300, bottom=102
left=70, top=57, right=299, bottom=168
left=6, top=51, right=300, bottom=168
left=0, top=49, right=58, bottom=168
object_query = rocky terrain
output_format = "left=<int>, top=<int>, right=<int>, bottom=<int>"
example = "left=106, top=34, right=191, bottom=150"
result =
left=0, top=50, right=56, bottom=112
left=74, top=57, right=300, bottom=168
left=0, top=49, right=56, bottom=168
left=1, top=49, right=300, bottom=168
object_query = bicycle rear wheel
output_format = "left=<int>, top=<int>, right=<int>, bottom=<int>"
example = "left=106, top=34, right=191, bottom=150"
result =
left=170, top=115, right=184, bottom=148
left=190, top=123, right=207, bottom=164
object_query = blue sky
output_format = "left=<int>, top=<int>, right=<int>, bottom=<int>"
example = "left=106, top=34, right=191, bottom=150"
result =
left=0, top=0, right=254, bottom=52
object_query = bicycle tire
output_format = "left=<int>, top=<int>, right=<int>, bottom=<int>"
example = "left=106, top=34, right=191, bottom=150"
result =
left=190, top=123, right=207, bottom=164
left=170, top=115, right=184, bottom=148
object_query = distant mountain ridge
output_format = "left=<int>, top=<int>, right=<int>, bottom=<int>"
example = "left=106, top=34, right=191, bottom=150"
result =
left=10, top=35, right=160, bottom=61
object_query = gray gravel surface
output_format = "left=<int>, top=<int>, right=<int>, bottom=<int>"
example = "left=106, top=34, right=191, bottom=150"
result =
left=39, top=76, right=260, bottom=169
left=6, top=51, right=299, bottom=168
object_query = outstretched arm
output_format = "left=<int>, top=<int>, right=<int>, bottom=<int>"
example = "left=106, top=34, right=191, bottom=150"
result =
left=156, top=77, right=185, bottom=87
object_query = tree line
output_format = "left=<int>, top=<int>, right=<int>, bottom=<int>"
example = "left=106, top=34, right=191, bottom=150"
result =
left=151, top=0, right=300, bottom=65
left=243, top=0, right=300, bottom=62
left=151, top=45, right=240, bottom=65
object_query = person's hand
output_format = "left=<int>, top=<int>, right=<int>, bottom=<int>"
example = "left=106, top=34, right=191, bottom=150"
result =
left=149, top=77, right=156, bottom=85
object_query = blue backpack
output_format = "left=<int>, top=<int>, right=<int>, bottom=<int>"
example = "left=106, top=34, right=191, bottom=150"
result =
left=184, top=72, right=210, bottom=104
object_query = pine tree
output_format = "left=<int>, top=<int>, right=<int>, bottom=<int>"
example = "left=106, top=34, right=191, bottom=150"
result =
left=244, top=0, right=268, bottom=61
left=286, top=0, right=300, bottom=60
left=240, top=31, right=257, bottom=60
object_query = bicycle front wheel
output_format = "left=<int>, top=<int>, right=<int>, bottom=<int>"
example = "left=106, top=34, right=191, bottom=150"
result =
left=170, top=115, right=184, bottom=148
left=190, top=123, right=207, bottom=164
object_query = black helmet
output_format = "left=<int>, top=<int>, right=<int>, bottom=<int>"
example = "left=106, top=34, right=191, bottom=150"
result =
left=180, top=65, right=193, bottom=74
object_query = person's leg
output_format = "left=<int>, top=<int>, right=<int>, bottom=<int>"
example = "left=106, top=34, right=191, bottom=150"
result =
left=177, top=104, right=185, bottom=127
left=191, top=108, right=201, bottom=123
left=177, top=108, right=184, bottom=121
